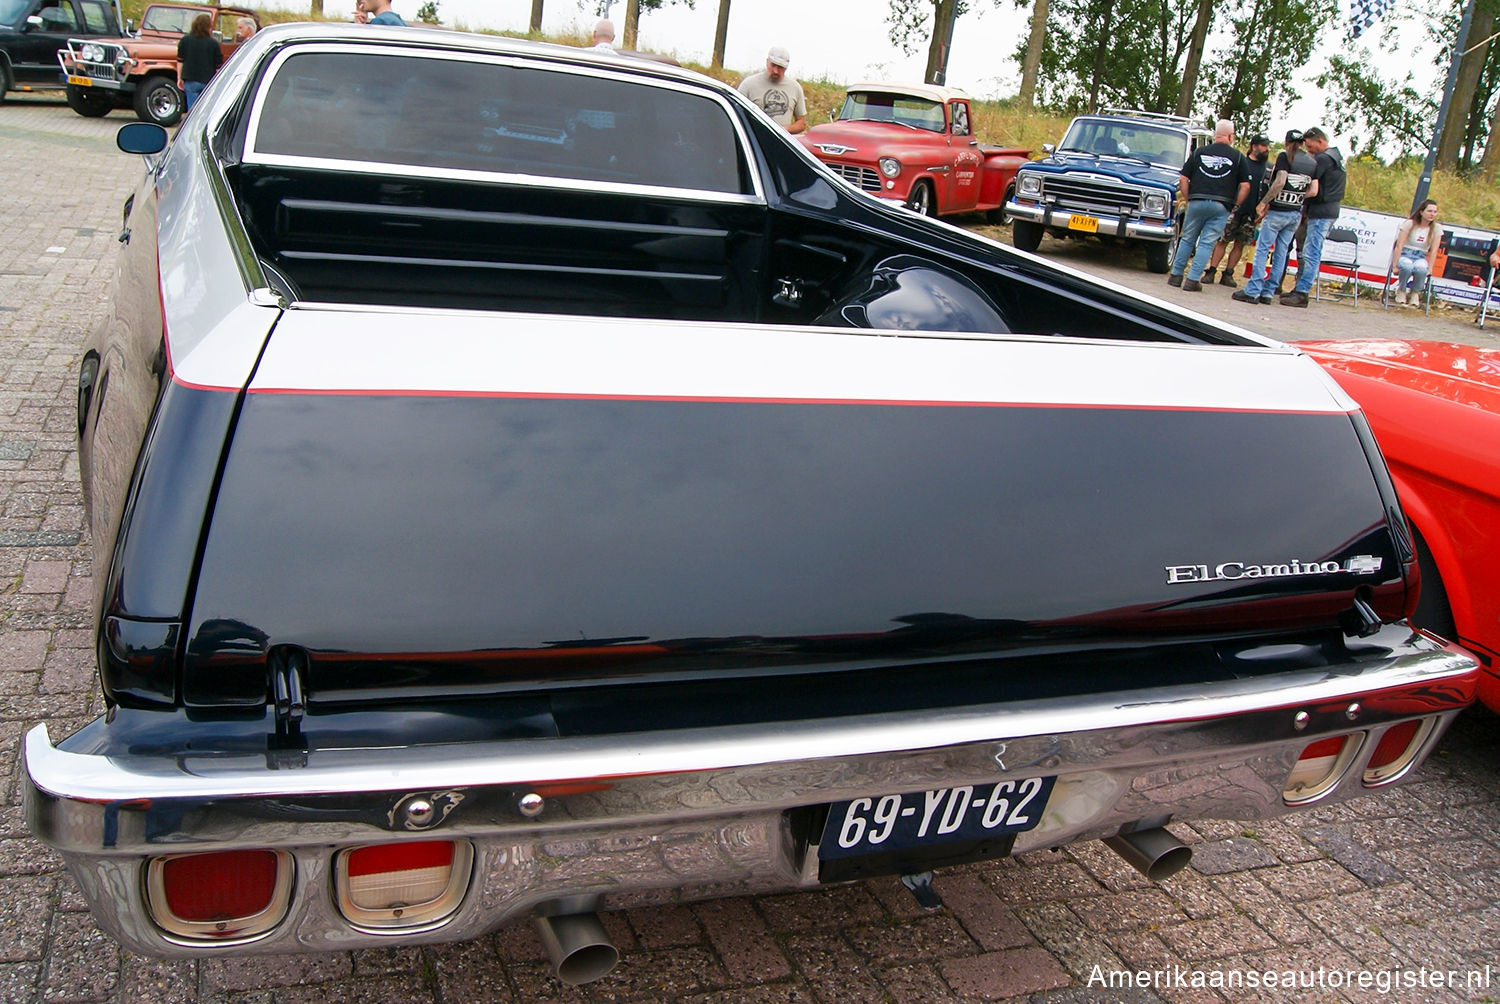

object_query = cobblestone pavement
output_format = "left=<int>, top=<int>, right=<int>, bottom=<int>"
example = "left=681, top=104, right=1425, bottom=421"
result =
left=2, top=94, right=1498, bottom=1004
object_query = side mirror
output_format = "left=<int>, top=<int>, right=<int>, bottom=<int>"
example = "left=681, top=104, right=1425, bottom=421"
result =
left=25, top=14, right=42, bottom=29
left=126, top=18, right=134, bottom=32
left=117, top=122, right=168, bottom=155
left=1043, top=143, right=1055, bottom=154
left=829, top=107, right=838, bottom=121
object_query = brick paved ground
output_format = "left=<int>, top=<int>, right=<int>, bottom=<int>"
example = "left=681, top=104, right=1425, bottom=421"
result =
left=2, top=93, right=1498, bottom=1004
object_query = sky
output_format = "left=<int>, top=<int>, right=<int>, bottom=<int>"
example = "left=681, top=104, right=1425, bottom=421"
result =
left=316, top=0, right=1434, bottom=146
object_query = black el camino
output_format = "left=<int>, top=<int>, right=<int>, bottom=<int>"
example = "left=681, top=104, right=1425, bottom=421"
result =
left=21, top=22, right=1478, bottom=982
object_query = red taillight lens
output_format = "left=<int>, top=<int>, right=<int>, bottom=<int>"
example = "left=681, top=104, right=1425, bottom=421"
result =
left=1364, top=717, right=1438, bottom=786
left=335, top=840, right=472, bottom=931
left=146, top=849, right=293, bottom=942
left=1284, top=733, right=1360, bottom=804
left=163, top=850, right=279, bottom=922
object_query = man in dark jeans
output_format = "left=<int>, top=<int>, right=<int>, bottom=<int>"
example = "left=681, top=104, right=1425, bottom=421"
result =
left=1204, top=134, right=1271, bottom=288
left=1282, top=126, right=1346, bottom=307
left=1168, top=120, right=1251, bottom=292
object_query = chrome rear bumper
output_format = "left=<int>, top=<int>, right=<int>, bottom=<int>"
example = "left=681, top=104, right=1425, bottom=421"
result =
left=22, top=626, right=1477, bottom=957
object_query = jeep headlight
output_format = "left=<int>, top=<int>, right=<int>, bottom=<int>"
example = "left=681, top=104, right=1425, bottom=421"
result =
left=878, top=157, right=901, bottom=179
left=81, top=43, right=104, bottom=63
left=1143, top=192, right=1168, bottom=216
left=1018, top=174, right=1042, bottom=197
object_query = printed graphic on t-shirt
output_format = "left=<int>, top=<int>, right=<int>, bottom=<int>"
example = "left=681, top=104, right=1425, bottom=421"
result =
left=1195, top=154, right=1235, bottom=178
left=759, top=88, right=793, bottom=120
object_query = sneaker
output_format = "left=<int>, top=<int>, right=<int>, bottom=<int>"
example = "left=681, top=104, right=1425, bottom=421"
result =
left=1167, top=273, right=1183, bottom=287
left=1182, top=278, right=1203, bottom=292
left=1230, top=289, right=1257, bottom=304
left=1219, top=271, right=1237, bottom=288
left=1280, top=291, right=1309, bottom=307
left=1258, top=295, right=1274, bottom=304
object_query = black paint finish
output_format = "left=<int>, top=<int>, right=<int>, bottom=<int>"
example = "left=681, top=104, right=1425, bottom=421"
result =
left=181, top=394, right=1405, bottom=708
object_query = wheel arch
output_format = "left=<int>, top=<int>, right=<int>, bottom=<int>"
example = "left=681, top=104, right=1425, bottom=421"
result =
left=1390, top=475, right=1472, bottom=642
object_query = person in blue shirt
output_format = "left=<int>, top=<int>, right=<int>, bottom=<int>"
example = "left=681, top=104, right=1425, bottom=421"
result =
left=354, top=0, right=405, bottom=25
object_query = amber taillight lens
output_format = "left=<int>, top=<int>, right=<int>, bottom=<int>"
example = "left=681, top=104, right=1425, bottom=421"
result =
left=335, top=839, right=472, bottom=931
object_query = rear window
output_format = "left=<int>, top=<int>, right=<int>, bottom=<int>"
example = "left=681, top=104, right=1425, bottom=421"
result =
left=248, top=49, right=751, bottom=196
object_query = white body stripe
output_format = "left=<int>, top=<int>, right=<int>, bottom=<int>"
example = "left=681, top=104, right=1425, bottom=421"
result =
left=246, top=306, right=1354, bottom=414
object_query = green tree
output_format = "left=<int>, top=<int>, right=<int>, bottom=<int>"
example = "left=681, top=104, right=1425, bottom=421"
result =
left=415, top=1, right=440, bottom=23
left=887, top=0, right=1000, bottom=85
left=1196, top=0, right=1332, bottom=130
left=1024, top=0, right=1197, bottom=112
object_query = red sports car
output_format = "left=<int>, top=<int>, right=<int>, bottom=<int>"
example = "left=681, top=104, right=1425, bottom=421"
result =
left=1298, top=339, right=1500, bottom=712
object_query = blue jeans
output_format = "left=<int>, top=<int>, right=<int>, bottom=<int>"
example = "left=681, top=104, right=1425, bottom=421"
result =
left=1171, top=200, right=1231, bottom=281
left=1396, top=247, right=1430, bottom=291
left=183, top=80, right=206, bottom=112
left=1294, top=216, right=1336, bottom=294
left=1244, top=210, right=1301, bottom=299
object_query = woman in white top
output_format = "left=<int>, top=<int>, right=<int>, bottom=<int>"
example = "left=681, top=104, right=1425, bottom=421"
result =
left=1387, top=199, right=1441, bottom=306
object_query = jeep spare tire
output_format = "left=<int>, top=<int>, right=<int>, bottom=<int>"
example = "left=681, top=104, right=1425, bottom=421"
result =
left=134, top=77, right=182, bottom=127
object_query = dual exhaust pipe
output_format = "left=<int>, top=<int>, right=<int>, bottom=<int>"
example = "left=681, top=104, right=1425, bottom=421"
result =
left=533, top=826, right=1189, bottom=985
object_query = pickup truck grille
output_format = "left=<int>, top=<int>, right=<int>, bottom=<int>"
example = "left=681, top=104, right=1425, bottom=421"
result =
left=1039, top=177, right=1143, bottom=216
left=829, top=164, right=881, bottom=192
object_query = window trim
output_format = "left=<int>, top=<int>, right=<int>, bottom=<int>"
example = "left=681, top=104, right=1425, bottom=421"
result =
left=242, top=43, right=766, bottom=206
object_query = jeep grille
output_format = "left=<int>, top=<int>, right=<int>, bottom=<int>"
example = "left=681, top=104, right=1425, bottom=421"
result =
left=65, top=42, right=125, bottom=83
left=1037, top=176, right=1143, bottom=216
left=829, top=164, right=881, bottom=193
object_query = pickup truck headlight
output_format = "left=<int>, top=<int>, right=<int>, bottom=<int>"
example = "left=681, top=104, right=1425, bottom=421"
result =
left=81, top=43, right=104, bottom=63
left=1143, top=193, right=1168, bottom=216
left=1018, top=175, right=1042, bottom=197
left=878, top=157, right=901, bottom=179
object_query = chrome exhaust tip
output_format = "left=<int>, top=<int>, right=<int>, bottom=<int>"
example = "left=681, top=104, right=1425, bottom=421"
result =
left=1103, top=826, right=1192, bottom=882
left=533, top=911, right=620, bottom=985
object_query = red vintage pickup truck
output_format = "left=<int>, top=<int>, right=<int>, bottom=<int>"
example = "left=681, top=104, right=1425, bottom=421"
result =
left=801, top=83, right=1029, bottom=219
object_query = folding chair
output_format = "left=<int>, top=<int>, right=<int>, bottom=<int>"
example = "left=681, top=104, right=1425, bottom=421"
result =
left=1479, top=239, right=1498, bottom=329
left=1381, top=271, right=1432, bottom=315
left=1312, top=227, right=1360, bottom=306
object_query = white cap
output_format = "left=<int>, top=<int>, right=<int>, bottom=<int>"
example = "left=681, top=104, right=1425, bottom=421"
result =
left=767, top=46, right=791, bottom=67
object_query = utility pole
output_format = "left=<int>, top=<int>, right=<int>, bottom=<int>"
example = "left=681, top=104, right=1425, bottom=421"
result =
left=1413, top=0, right=1478, bottom=212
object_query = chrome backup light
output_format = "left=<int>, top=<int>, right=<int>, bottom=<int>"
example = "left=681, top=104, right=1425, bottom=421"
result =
left=145, top=849, right=294, bottom=943
left=1283, top=733, right=1362, bottom=804
left=878, top=156, right=901, bottom=179
left=335, top=840, right=473, bottom=931
left=1018, top=174, right=1042, bottom=197
left=1362, top=717, right=1438, bottom=786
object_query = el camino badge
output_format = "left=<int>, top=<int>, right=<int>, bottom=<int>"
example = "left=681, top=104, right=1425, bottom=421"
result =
left=815, top=143, right=855, bottom=155
left=1166, top=555, right=1383, bottom=584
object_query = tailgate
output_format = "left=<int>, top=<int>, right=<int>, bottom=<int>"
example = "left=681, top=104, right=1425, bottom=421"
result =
left=181, top=309, right=1406, bottom=707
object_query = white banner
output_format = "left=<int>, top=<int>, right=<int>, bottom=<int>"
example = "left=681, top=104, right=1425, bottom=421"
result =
left=1300, top=206, right=1500, bottom=308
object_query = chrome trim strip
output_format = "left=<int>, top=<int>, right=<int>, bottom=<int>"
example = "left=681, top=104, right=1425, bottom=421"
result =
left=24, top=636, right=1473, bottom=812
left=241, top=43, right=765, bottom=206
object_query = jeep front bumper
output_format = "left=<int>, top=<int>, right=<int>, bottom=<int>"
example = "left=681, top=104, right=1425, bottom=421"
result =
left=1007, top=200, right=1175, bottom=241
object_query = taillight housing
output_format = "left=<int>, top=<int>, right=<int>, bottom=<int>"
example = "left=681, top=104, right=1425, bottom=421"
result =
left=1283, top=733, right=1361, bottom=804
left=1363, top=717, right=1438, bottom=786
left=334, top=839, right=472, bottom=932
left=146, top=849, right=293, bottom=943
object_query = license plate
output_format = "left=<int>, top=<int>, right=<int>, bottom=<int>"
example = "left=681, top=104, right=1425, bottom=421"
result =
left=1068, top=213, right=1099, bottom=233
left=67, top=75, right=92, bottom=87
left=820, top=776, right=1054, bottom=860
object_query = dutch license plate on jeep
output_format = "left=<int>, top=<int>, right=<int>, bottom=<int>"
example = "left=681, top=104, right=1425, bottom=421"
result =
left=820, top=777, right=1054, bottom=861
left=1068, top=213, right=1099, bottom=233
left=67, top=75, right=92, bottom=87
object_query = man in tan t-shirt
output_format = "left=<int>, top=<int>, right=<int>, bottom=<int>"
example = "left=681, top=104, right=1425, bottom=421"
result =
left=737, top=46, right=807, bottom=134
